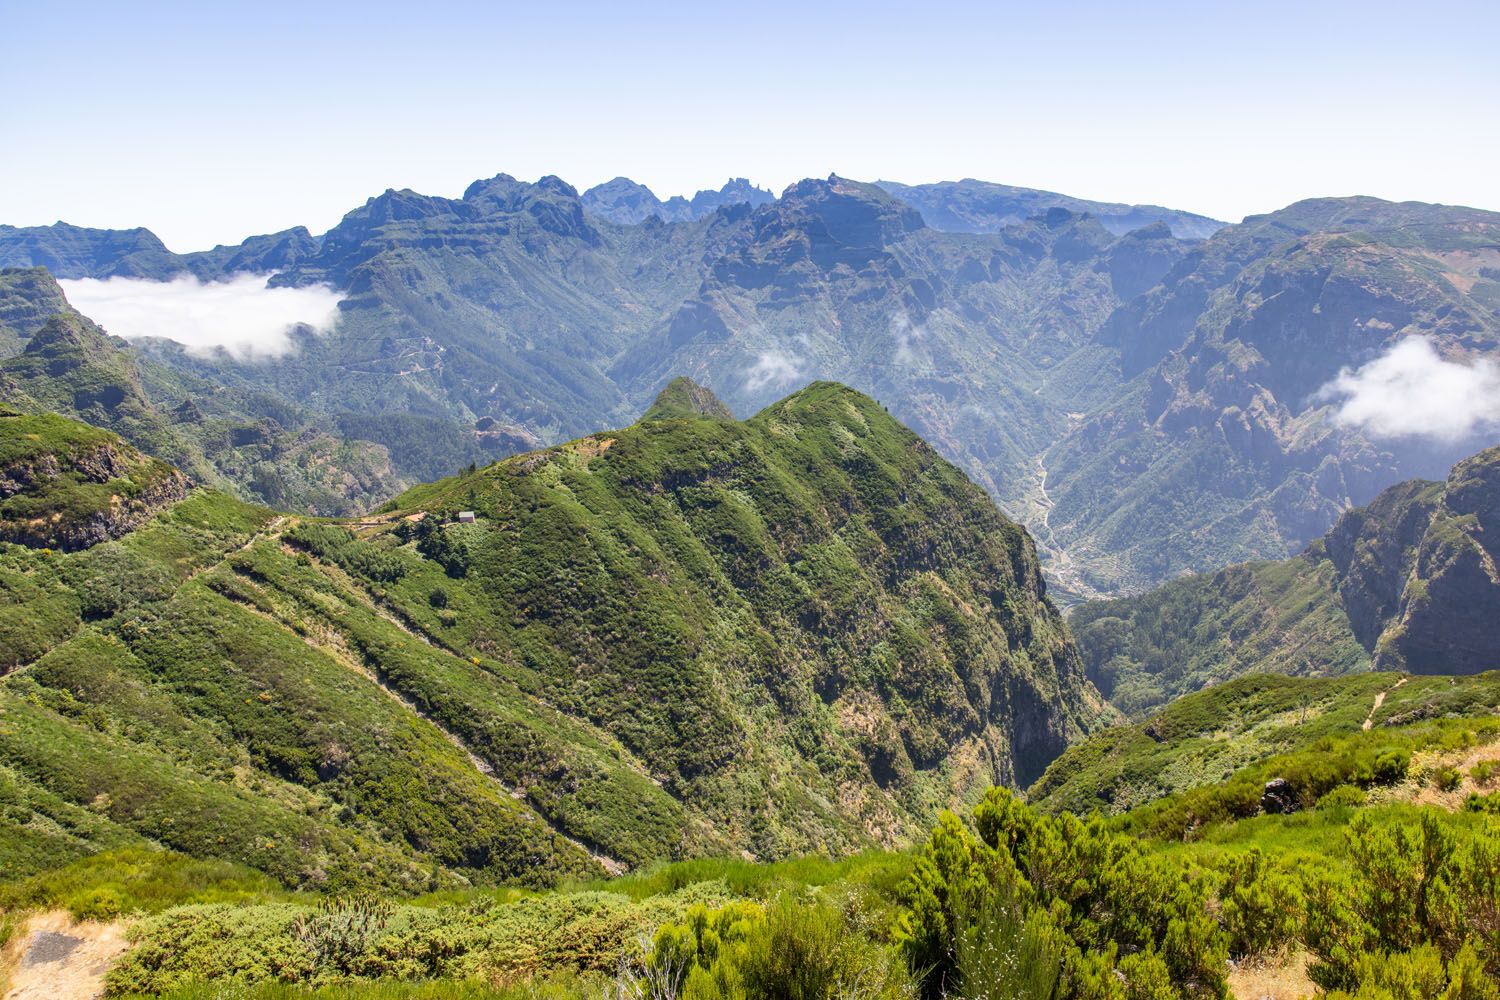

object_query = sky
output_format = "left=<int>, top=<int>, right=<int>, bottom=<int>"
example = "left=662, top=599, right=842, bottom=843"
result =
left=3, top=0, right=1497, bottom=252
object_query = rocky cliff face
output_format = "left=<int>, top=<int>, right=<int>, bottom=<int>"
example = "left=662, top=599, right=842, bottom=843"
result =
left=1073, top=443, right=1500, bottom=716
left=0, top=411, right=189, bottom=550
left=1324, top=479, right=1444, bottom=649
left=582, top=177, right=775, bottom=224
left=1376, top=446, right=1500, bottom=673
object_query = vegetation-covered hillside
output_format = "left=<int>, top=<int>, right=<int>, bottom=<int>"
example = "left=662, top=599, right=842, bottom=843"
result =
left=0, top=382, right=1105, bottom=898
left=0, top=409, right=187, bottom=551
left=1072, top=444, right=1500, bottom=716
left=1029, top=671, right=1500, bottom=816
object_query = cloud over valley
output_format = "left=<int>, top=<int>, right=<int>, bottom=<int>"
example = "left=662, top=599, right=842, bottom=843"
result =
left=58, top=272, right=344, bottom=359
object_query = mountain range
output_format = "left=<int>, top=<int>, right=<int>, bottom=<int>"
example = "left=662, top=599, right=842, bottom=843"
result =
left=2, top=175, right=1497, bottom=605
left=3, top=169, right=1500, bottom=997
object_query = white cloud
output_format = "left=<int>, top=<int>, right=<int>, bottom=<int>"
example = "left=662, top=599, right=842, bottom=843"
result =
left=58, top=272, right=343, bottom=359
left=744, top=348, right=803, bottom=391
left=891, top=313, right=925, bottom=366
left=1316, top=336, right=1500, bottom=441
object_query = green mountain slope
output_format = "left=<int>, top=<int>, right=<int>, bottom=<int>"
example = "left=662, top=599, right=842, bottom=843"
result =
left=1028, top=669, right=1500, bottom=817
left=0, top=267, right=69, bottom=356
left=0, top=382, right=1106, bottom=889
left=1071, top=444, right=1500, bottom=716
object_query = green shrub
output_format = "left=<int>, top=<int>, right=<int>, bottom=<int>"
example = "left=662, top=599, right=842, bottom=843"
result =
left=640, top=896, right=912, bottom=1000
left=1305, top=812, right=1500, bottom=991
left=1218, top=850, right=1302, bottom=959
left=1373, top=750, right=1410, bottom=786
left=285, top=523, right=406, bottom=583
left=66, top=885, right=125, bottom=921
left=1435, top=767, right=1464, bottom=793
left=1318, top=785, right=1368, bottom=810
left=897, top=788, right=1226, bottom=1000
left=1465, top=791, right=1500, bottom=814
left=1319, top=940, right=1500, bottom=1000
left=1470, top=760, right=1499, bottom=788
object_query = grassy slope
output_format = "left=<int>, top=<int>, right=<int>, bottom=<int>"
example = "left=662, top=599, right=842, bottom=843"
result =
left=0, top=481, right=595, bottom=890
left=1070, top=444, right=1500, bottom=718
left=1028, top=670, right=1500, bottom=823
left=0, top=385, right=1105, bottom=892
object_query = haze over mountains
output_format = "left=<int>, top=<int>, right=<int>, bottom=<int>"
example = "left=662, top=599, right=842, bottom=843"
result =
left=2, top=172, right=1497, bottom=603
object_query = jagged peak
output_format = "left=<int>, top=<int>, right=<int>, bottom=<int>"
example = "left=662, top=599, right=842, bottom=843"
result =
left=641, top=376, right=734, bottom=421
left=23, top=310, right=117, bottom=357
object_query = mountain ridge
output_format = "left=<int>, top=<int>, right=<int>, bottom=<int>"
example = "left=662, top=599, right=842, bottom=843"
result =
left=1071, top=441, right=1500, bottom=716
left=4, top=178, right=1498, bottom=601
left=0, top=383, right=1108, bottom=886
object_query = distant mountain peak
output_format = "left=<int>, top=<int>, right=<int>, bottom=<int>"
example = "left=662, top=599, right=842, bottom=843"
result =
left=641, top=376, right=734, bottom=421
left=582, top=177, right=775, bottom=225
left=876, top=178, right=1225, bottom=239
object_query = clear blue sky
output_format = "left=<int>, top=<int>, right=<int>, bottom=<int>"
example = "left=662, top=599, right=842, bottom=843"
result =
left=4, top=0, right=1497, bottom=250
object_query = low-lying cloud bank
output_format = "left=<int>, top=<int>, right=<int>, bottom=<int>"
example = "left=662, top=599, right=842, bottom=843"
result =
left=1317, top=336, right=1500, bottom=441
left=58, top=273, right=343, bottom=359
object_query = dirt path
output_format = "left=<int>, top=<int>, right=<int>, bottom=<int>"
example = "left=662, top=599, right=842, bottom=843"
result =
left=3, top=911, right=128, bottom=1000
left=1363, top=677, right=1408, bottom=731
left=1227, top=952, right=1315, bottom=1000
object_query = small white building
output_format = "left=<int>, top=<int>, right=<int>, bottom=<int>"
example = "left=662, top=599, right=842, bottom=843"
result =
left=456, top=511, right=477, bottom=524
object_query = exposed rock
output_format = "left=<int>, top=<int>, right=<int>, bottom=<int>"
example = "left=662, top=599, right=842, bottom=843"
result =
left=1261, top=777, right=1297, bottom=814
left=0, top=413, right=189, bottom=551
